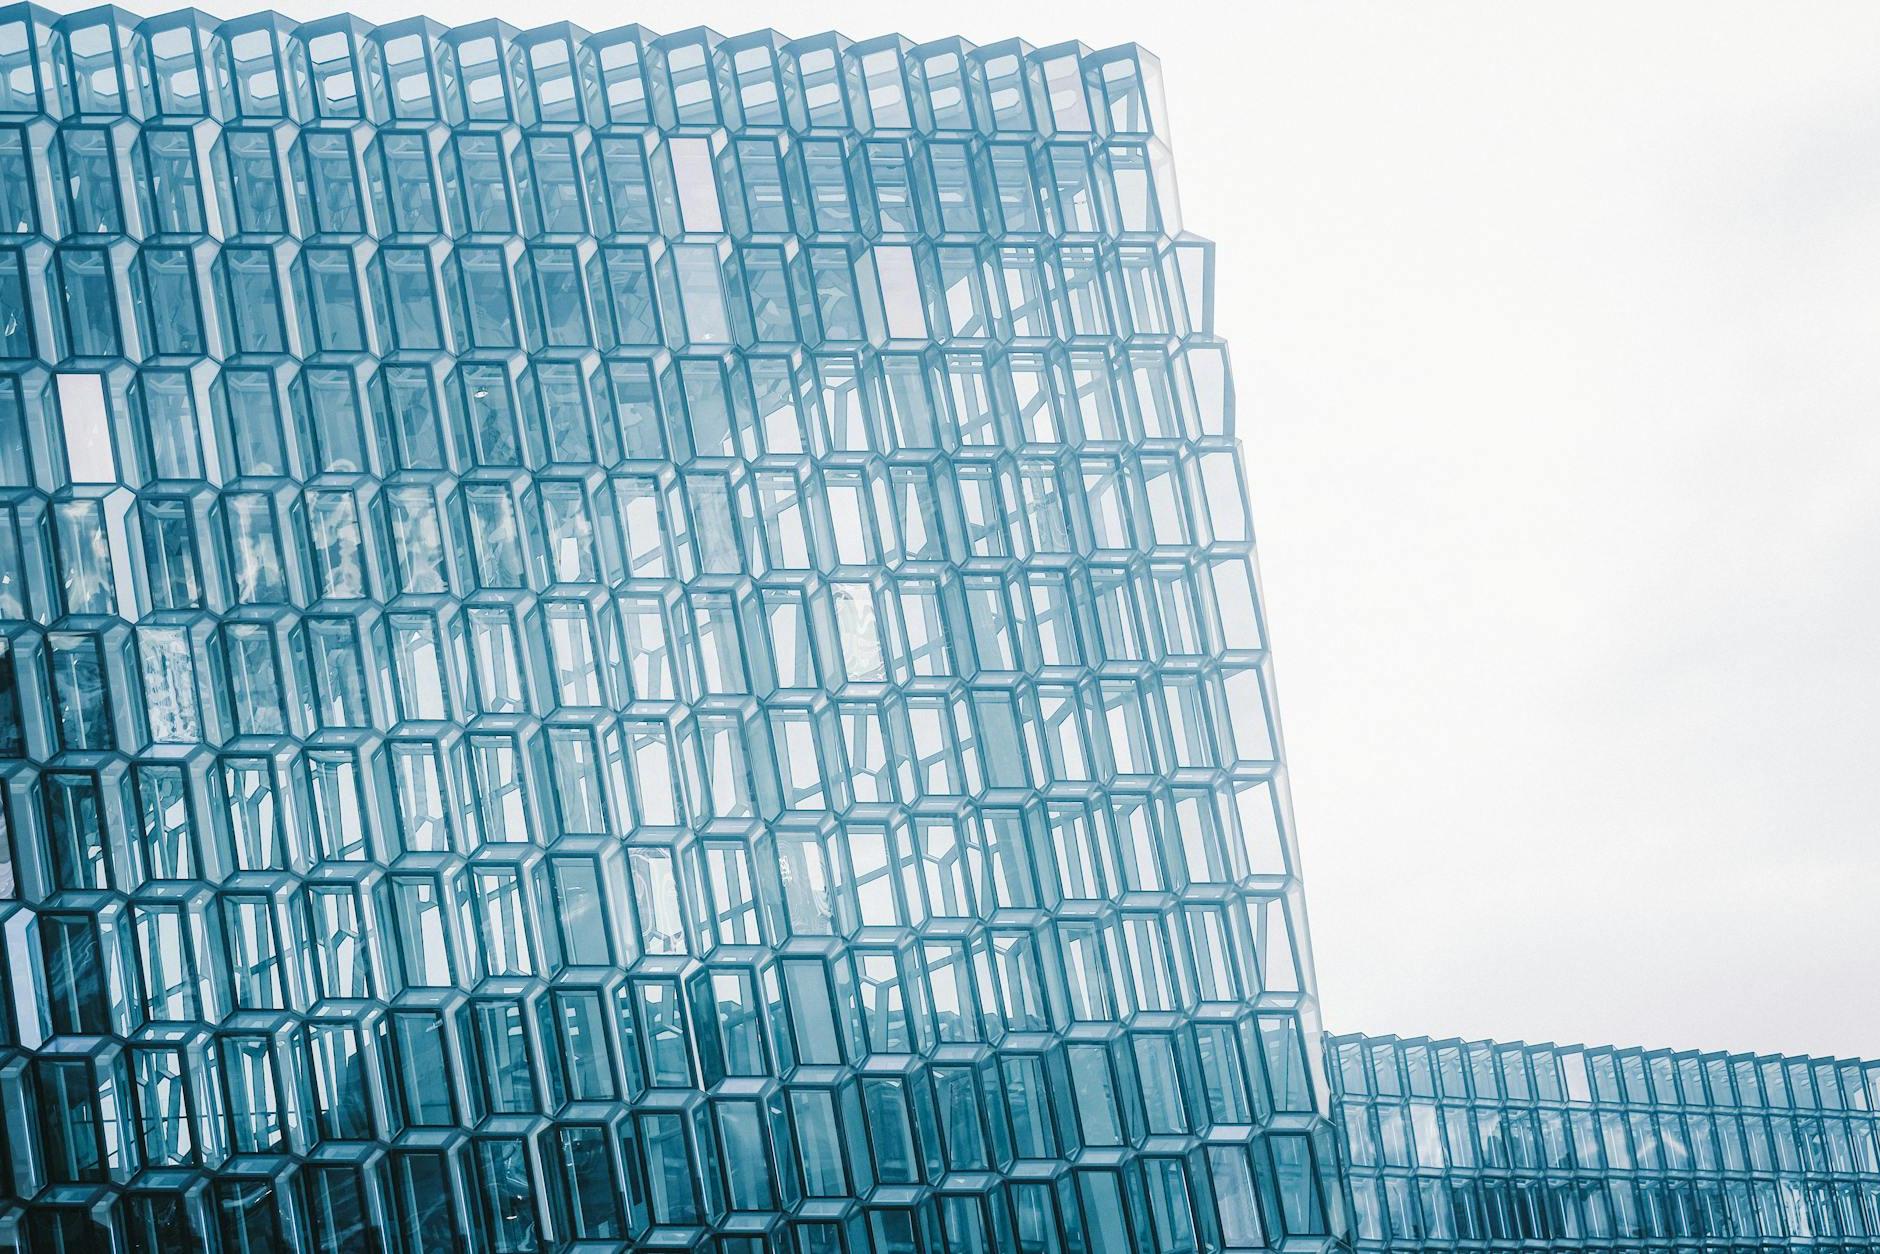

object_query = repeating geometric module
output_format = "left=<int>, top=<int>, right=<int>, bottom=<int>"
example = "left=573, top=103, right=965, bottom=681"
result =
left=0, top=5, right=1348, bottom=1251
left=1329, top=1032, right=1880, bottom=1251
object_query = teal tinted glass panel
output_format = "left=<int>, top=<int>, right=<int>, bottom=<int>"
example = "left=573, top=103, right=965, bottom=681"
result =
left=1330, top=1031, right=1880, bottom=1251
left=0, top=7, right=1344, bottom=1251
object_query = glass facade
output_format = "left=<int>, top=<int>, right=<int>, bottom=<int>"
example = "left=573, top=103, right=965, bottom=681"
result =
left=1329, top=1032, right=1880, bottom=1251
left=0, top=5, right=1347, bottom=1252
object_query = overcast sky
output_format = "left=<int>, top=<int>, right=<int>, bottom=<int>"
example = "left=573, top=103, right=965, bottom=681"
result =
left=65, top=0, right=1880, bottom=1059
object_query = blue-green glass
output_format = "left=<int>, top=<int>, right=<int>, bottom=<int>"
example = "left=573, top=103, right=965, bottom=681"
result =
left=0, top=6, right=1345, bottom=1251
left=1330, top=1031, right=1880, bottom=1250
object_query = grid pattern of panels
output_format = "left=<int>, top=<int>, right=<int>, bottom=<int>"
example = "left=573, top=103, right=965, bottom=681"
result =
left=1329, top=1032, right=1880, bottom=1252
left=0, top=5, right=1348, bottom=1252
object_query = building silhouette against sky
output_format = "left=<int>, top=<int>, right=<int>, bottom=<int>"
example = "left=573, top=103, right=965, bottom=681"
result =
left=0, top=4, right=1870, bottom=1253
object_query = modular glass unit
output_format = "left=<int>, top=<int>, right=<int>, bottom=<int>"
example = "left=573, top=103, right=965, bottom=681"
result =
left=0, top=6, right=1346, bottom=1251
left=1330, top=1031, right=1880, bottom=1252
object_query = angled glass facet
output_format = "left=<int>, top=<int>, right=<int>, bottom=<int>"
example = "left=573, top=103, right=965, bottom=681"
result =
left=0, top=6, right=1347, bottom=1251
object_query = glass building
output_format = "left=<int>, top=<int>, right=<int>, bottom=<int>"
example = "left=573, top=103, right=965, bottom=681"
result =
left=0, top=5, right=1348, bottom=1252
left=1329, top=1031, right=1880, bottom=1252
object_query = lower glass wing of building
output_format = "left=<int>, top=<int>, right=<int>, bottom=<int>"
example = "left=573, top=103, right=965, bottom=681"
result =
left=1329, top=1031, right=1880, bottom=1251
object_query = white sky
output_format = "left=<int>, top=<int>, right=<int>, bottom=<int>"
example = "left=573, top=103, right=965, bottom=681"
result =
left=61, top=0, right=1880, bottom=1059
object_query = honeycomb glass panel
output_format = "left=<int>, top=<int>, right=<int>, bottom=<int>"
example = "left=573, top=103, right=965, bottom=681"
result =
left=0, top=10, right=1344, bottom=1252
